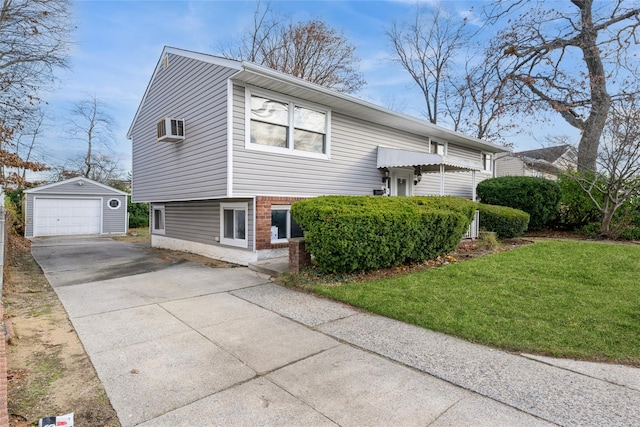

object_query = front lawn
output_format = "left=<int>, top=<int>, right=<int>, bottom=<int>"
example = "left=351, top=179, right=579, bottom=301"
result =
left=313, top=240, right=640, bottom=365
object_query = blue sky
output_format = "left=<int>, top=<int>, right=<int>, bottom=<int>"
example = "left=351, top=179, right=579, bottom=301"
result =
left=39, top=0, right=576, bottom=176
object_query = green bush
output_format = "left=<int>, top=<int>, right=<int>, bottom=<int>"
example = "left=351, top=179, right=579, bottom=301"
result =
left=477, top=203, right=530, bottom=239
left=554, top=173, right=602, bottom=230
left=476, top=176, right=561, bottom=231
left=128, top=197, right=149, bottom=228
left=553, top=173, right=640, bottom=240
left=291, top=196, right=475, bottom=274
left=4, top=195, right=24, bottom=236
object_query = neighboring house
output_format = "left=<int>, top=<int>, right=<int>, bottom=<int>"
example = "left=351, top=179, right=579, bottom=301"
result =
left=495, top=145, right=577, bottom=180
left=127, top=46, right=508, bottom=265
left=24, top=177, right=128, bottom=238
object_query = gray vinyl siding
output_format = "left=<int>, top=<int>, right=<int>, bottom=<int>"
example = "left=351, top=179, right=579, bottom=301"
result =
left=415, top=172, right=492, bottom=199
left=496, top=155, right=528, bottom=177
left=234, top=85, right=439, bottom=196
left=24, top=193, right=35, bottom=238
left=103, top=195, right=128, bottom=233
left=232, top=84, right=491, bottom=199
left=24, top=180, right=127, bottom=238
left=130, top=54, right=238, bottom=203
left=157, top=198, right=254, bottom=251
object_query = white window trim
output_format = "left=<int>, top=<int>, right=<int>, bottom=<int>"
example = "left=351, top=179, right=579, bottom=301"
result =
left=430, top=140, right=447, bottom=156
left=482, top=152, right=494, bottom=172
left=152, top=205, right=165, bottom=235
left=220, top=202, right=249, bottom=248
left=245, top=86, right=331, bottom=160
left=270, top=205, right=293, bottom=244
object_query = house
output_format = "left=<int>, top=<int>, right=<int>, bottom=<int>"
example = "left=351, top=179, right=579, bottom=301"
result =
left=127, top=46, right=508, bottom=265
left=495, top=145, right=576, bottom=180
left=24, top=177, right=128, bottom=238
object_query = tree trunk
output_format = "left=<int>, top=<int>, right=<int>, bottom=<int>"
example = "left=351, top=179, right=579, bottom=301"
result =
left=577, top=110, right=608, bottom=172
left=576, top=0, right=611, bottom=173
left=600, top=208, right=615, bottom=237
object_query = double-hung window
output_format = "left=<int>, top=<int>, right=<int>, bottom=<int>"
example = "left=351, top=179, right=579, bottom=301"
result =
left=270, top=205, right=303, bottom=244
left=220, top=202, right=248, bottom=248
left=247, top=89, right=330, bottom=158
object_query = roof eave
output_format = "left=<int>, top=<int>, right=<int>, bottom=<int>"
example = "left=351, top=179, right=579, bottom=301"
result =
left=234, top=62, right=508, bottom=154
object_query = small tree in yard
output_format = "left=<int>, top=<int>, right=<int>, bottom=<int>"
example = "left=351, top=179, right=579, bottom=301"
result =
left=572, top=98, right=640, bottom=238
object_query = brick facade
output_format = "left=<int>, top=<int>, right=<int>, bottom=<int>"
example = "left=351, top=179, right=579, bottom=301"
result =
left=288, top=238, right=312, bottom=273
left=255, top=196, right=306, bottom=250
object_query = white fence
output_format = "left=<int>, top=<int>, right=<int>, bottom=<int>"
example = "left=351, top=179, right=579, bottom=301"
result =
left=464, top=209, right=480, bottom=240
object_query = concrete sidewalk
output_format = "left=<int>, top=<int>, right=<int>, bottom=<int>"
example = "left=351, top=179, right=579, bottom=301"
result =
left=32, top=237, right=640, bottom=426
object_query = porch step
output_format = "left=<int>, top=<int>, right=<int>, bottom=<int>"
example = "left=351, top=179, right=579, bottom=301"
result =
left=248, top=257, right=289, bottom=277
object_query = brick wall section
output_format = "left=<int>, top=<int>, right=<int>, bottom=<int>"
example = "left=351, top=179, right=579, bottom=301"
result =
left=255, top=196, right=306, bottom=250
left=0, top=304, right=8, bottom=427
left=288, top=238, right=311, bottom=273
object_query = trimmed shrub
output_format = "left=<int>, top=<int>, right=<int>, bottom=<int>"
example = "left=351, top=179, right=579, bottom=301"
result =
left=291, top=196, right=475, bottom=274
left=477, top=203, right=530, bottom=239
left=476, top=176, right=561, bottom=231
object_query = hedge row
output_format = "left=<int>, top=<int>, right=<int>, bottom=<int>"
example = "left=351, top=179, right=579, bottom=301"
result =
left=291, top=196, right=475, bottom=274
left=477, top=204, right=530, bottom=238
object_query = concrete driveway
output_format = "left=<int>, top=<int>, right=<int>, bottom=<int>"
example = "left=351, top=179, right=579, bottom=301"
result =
left=32, top=237, right=640, bottom=426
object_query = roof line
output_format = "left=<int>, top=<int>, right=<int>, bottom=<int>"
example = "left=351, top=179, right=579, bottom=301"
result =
left=239, top=61, right=506, bottom=152
left=128, top=47, right=508, bottom=153
left=24, top=176, right=128, bottom=195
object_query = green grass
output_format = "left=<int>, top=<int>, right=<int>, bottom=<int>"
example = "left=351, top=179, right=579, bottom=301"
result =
left=314, top=240, right=640, bottom=364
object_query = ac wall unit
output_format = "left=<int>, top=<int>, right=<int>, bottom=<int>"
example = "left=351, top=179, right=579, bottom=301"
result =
left=157, top=118, right=185, bottom=142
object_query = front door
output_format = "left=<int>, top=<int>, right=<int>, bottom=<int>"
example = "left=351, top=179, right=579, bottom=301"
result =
left=391, top=170, right=412, bottom=196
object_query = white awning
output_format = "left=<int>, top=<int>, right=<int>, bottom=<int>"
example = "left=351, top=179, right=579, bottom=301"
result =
left=376, top=146, right=482, bottom=172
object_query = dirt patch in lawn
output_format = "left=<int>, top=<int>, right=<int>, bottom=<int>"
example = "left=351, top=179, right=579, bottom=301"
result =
left=4, top=233, right=120, bottom=427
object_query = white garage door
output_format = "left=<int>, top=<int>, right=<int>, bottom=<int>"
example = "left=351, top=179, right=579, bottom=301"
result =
left=34, top=198, right=101, bottom=237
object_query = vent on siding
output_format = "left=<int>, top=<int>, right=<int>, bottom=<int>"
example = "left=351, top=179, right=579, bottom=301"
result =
left=157, top=118, right=185, bottom=142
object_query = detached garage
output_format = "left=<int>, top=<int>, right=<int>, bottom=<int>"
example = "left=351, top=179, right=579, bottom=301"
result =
left=24, top=177, right=128, bottom=238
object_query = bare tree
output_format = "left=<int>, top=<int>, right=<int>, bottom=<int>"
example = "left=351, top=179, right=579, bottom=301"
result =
left=50, top=153, right=125, bottom=186
left=69, top=95, right=116, bottom=179
left=226, top=0, right=281, bottom=64
left=0, top=0, right=70, bottom=118
left=387, top=4, right=469, bottom=125
left=485, top=0, right=640, bottom=172
left=444, top=53, right=513, bottom=144
left=14, top=106, right=48, bottom=184
left=223, top=1, right=364, bottom=93
left=0, top=0, right=70, bottom=187
left=572, top=97, right=640, bottom=237
left=0, top=104, right=48, bottom=188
